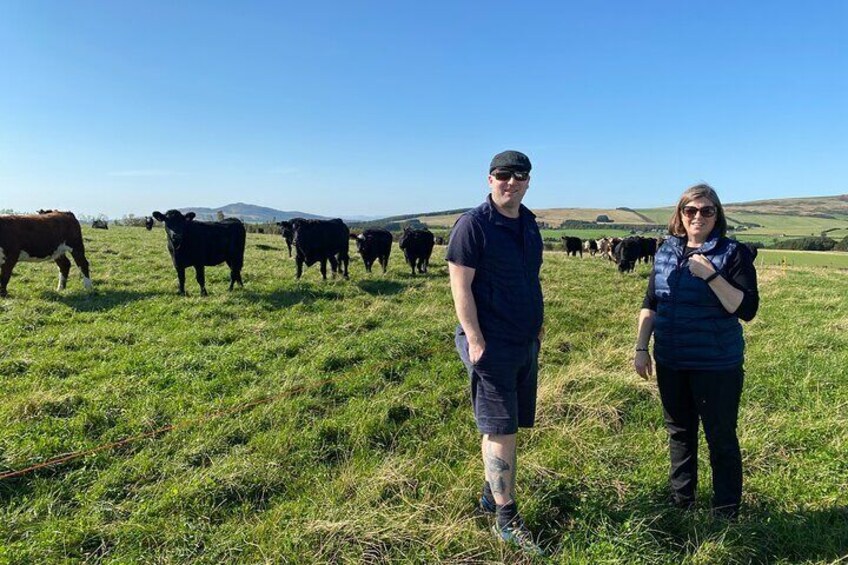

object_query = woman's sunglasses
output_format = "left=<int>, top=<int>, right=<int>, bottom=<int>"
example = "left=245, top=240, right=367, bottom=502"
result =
left=492, top=170, right=530, bottom=182
left=681, top=205, right=717, bottom=219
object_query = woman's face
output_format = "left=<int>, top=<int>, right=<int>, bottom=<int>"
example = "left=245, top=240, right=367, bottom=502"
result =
left=681, top=196, right=717, bottom=243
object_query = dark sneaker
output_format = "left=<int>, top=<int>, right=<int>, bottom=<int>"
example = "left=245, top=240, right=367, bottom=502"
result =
left=479, top=495, right=497, bottom=515
left=492, top=516, right=545, bottom=556
left=671, top=495, right=696, bottom=510
left=711, top=504, right=739, bottom=521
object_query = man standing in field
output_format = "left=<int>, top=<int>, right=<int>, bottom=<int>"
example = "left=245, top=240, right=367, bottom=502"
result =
left=447, top=150, right=544, bottom=554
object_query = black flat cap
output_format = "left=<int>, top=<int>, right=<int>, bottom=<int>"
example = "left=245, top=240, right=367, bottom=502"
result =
left=489, top=150, right=532, bottom=173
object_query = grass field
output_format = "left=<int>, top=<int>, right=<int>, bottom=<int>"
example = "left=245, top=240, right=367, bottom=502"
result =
left=1, top=227, right=846, bottom=563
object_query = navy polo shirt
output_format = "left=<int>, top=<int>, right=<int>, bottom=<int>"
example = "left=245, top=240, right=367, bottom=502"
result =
left=446, top=196, right=544, bottom=344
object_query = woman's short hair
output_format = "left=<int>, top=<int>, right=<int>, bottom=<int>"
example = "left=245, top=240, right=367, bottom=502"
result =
left=667, top=183, right=728, bottom=238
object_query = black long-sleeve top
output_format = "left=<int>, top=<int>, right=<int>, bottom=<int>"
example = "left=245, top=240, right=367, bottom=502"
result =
left=642, top=245, right=759, bottom=321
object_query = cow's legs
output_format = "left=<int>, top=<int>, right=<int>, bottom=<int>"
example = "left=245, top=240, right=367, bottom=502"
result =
left=295, top=255, right=304, bottom=279
left=364, top=259, right=373, bottom=273
left=380, top=256, right=388, bottom=273
left=176, top=266, right=187, bottom=295
left=195, top=265, right=208, bottom=296
left=226, top=259, right=244, bottom=290
left=55, top=255, right=72, bottom=290
left=320, top=259, right=329, bottom=280
left=339, top=253, right=349, bottom=279
left=70, top=247, right=93, bottom=290
left=0, top=258, right=17, bottom=297
left=328, top=256, right=338, bottom=278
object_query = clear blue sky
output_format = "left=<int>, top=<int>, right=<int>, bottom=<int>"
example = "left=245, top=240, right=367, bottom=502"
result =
left=1, top=1, right=846, bottom=218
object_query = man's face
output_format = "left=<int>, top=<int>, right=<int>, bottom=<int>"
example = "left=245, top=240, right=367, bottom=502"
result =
left=488, top=168, right=530, bottom=209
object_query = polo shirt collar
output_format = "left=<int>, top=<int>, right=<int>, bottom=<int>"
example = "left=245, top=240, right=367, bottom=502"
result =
left=481, top=195, right=535, bottom=225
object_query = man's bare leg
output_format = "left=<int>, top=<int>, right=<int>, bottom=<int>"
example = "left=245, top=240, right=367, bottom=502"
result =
left=482, top=433, right=516, bottom=505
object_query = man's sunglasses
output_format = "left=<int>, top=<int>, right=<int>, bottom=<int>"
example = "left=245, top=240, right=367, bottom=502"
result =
left=492, top=170, right=530, bottom=182
left=681, top=205, right=717, bottom=219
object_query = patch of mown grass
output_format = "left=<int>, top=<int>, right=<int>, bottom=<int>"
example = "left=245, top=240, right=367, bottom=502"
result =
left=0, top=227, right=845, bottom=563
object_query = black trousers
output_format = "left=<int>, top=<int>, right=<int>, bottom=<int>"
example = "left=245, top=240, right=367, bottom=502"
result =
left=656, top=363, right=744, bottom=510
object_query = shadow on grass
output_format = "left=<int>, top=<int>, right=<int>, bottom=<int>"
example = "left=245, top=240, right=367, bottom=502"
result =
left=533, top=483, right=848, bottom=562
left=43, top=290, right=158, bottom=312
left=241, top=287, right=344, bottom=308
left=357, top=280, right=407, bottom=296
left=255, top=244, right=281, bottom=251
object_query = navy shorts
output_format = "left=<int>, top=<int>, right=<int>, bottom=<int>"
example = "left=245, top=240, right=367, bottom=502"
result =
left=455, top=326, right=539, bottom=435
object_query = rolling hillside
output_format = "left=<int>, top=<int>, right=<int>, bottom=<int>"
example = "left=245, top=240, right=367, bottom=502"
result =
left=415, top=195, right=848, bottom=240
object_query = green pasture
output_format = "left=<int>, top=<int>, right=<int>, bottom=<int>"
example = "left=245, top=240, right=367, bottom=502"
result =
left=1, top=227, right=846, bottom=563
left=540, top=228, right=642, bottom=241
left=754, top=249, right=848, bottom=269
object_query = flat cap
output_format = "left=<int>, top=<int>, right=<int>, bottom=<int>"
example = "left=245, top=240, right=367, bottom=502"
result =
left=489, top=150, right=532, bottom=173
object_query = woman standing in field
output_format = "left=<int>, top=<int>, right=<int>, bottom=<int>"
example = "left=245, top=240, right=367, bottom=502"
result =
left=633, top=183, right=759, bottom=519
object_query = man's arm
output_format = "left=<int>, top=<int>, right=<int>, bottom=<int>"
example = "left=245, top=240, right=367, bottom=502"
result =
left=448, top=261, right=485, bottom=364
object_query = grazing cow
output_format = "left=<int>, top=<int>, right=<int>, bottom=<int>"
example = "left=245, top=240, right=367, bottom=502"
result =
left=639, top=236, right=657, bottom=263
left=288, top=218, right=350, bottom=279
left=277, top=218, right=303, bottom=257
left=614, top=236, right=642, bottom=273
left=562, top=236, right=583, bottom=257
left=583, top=239, right=598, bottom=256
left=151, top=210, right=245, bottom=295
left=91, top=219, right=108, bottom=230
left=398, top=227, right=435, bottom=275
left=0, top=211, right=93, bottom=297
left=351, top=228, right=392, bottom=273
left=145, top=216, right=155, bottom=231
left=435, top=236, right=445, bottom=245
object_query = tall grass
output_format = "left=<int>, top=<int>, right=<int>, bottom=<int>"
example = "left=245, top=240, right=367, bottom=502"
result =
left=0, top=227, right=845, bottom=563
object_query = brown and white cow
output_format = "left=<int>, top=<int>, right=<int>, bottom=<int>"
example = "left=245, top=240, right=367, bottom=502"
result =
left=0, top=211, right=93, bottom=297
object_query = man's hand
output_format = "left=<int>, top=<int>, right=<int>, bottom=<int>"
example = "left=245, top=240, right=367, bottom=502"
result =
left=468, top=335, right=486, bottom=364
left=634, top=350, right=653, bottom=379
left=688, top=254, right=716, bottom=280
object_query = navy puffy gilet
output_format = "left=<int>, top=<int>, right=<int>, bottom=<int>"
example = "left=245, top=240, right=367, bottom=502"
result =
left=653, top=234, right=744, bottom=370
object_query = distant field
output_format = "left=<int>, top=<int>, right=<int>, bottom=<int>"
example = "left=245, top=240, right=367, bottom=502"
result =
left=421, top=208, right=652, bottom=229
left=1, top=227, right=846, bottom=563
left=755, top=249, right=848, bottom=268
left=540, top=228, right=642, bottom=241
left=420, top=201, right=848, bottom=247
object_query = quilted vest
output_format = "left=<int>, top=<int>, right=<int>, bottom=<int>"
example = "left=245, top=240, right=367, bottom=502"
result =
left=465, top=197, right=544, bottom=344
left=653, top=233, right=744, bottom=370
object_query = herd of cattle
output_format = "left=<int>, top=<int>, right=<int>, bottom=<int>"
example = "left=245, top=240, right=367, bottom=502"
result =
left=562, top=235, right=659, bottom=273
left=0, top=210, right=436, bottom=296
left=1, top=210, right=758, bottom=297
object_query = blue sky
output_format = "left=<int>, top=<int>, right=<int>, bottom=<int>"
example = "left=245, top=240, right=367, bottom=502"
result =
left=1, top=1, right=846, bottom=218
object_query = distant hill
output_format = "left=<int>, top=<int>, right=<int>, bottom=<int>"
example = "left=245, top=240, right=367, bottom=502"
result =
left=408, top=194, right=847, bottom=225
left=179, top=203, right=326, bottom=223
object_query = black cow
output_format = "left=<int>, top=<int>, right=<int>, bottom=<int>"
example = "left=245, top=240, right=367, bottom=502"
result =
left=398, top=227, right=435, bottom=275
left=277, top=218, right=303, bottom=257
left=639, top=236, right=657, bottom=263
left=145, top=216, right=155, bottom=231
left=435, top=236, right=445, bottom=245
left=562, top=236, right=583, bottom=257
left=288, top=218, right=350, bottom=279
left=91, top=219, right=108, bottom=230
left=352, top=229, right=392, bottom=273
left=614, top=236, right=642, bottom=273
left=152, top=210, right=246, bottom=295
